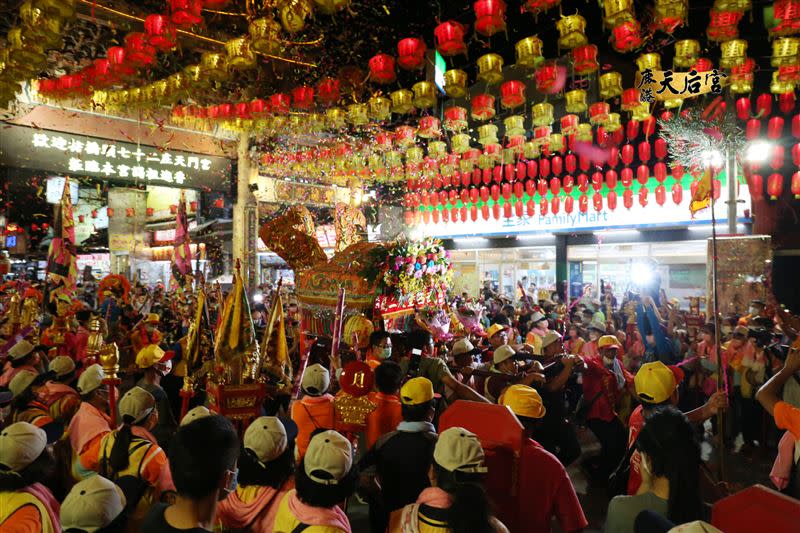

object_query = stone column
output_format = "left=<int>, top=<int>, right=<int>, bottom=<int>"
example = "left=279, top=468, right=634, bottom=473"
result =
left=232, top=132, right=256, bottom=289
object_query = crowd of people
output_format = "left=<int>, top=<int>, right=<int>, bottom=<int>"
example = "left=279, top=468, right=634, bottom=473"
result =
left=1, top=276, right=799, bottom=533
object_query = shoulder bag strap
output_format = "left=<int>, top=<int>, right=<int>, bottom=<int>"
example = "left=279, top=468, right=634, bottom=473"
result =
left=290, top=523, right=310, bottom=533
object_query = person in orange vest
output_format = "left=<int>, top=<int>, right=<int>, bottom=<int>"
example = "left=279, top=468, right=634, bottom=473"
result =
left=500, top=385, right=588, bottom=533
left=60, top=475, right=129, bottom=533
left=8, top=371, right=63, bottom=442
left=291, top=363, right=335, bottom=460
left=364, top=361, right=404, bottom=450
left=0, top=422, right=62, bottom=533
left=365, top=331, right=393, bottom=370
left=68, top=364, right=112, bottom=481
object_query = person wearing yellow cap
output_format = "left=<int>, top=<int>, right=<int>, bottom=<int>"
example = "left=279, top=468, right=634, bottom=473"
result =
left=129, top=312, right=163, bottom=357
left=499, top=385, right=588, bottom=533
left=359, top=377, right=439, bottom=533
left=135, top=344, right=178, bottom=448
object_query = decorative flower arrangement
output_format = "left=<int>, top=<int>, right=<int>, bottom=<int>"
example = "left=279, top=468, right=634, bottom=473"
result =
left=456, top=301, right=486, bottom=336
left=382, top=239, right=453, bottom=296
left=415, top=305, right=453, bottom=341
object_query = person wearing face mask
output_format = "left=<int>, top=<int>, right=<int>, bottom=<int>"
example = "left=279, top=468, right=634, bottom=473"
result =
left=524, top=312, right=551, bottom=356
left=581, top=335, right=633, bottom=485
left=605, top=407, right=702, bottom=533
left=0, top=340, right=43, bottom=388
left=581, top=322, right=606, bottom=358
left=366, top=331, right=393, bottom=370
left=134, top=345, right=177, bottom=448
left=484, top=345, right=546, bottom=404
left=738, top=299, right=766, bottom=327
left=142, top=414, right=240, bottom=533
left=129, top=314, right=163, bottom=357
left=0, top=422, right=62, bottom=533
left=82, top=386, right=174, bottom=532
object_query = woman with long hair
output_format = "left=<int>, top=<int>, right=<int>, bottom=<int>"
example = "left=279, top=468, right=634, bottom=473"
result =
left=605, top=406, right=702, bottom=533
left=81, top=386, right=173, bottom=532
left=0, top=422, right=61, bottom=533
left=389, top=427, right=508, bottom=533
left=217, top=416, right=296, bottom=532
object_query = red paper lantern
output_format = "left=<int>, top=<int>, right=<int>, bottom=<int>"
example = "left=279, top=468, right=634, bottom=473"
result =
left=621, top=144, right=634, bottom=166
left=502, top=164, right=513, bottom=182
left=672, top=182, right=683, bottom=204
left=525, top=179, right=536, bottom=198
left=368, top=54, right=396, bottom=84
left=539, top=198, right=549, bottom=216
left=572, top=45, right=599, bottom=74
left=636, top=165, right=650, bottom=185
left=527, top=160, right=538, bottom=179
left=642, top=116, right=656, bottom=137
left=537, top=179, right=548, bottom=197
left=500, top=80, right=526, bottom=109
left=562, top=175, right=574, bottom=193
left=563, top=154, right=577, bottom=175
left=474, top=0, right=507, bottom=37
left=792, top=171, right=800, bottom=199
left=623, top=189, right=634, bottom=209
left=592, top=172, right=603, bottom=191
left=748, top=174, right=764, bottom=199
left=592, top=192, right=603, bottom=212
left=471, top=205, right=479, bottom=221
left=503, top=202, right=512, bottom=218
left=501, top=182, right=512, bottom=200
left=126, top=208, right=135, bottom=218
left=526, top=199, right=535, bottom=216
left=515, top=162, right=526, bottom=181
left=539, top=158, right=551, bottom=178
left=434, top=21, right=467, bottom=56
left=579, top=194, right=589, bottom=213
left=579, top=154, right=591, bottom=171
left=316, top=77, right=340, bottom=106
left=492, top=203, right=501, bottom=219
left=397, top=38, right=426, bottom=70
left=756, top=93, right=773, bottom=117
left=145, top=14, right=176, bottom=51
left=653, top=162, right=667, bottom=183
left=638, top=141, right=651, bottom=163
left=551, top=156, right=563, bottom=176
left=607, top=190, right=618, bottom=210
left=534, top=62, right=559, bottom=93
left=292, top=86, right=315, bottom=110
left=655, top=185, right=666, bottom=206
left=431, top=210, right=440, bottom=224
left=515, top=201, right=524, bottom=218
left=513, top=182, right=524, bottom=199
left=551, top=196, right=560, bottom=214
left=768, top=173, right=784, bottom=199
left=771, top=145, right=786, bottom=169
left=550, top=177, right=561, bottom=196
left=780, top=92, right=796, bottom=114
left=638, top=187, right=648, bottom=207
left=565, top=195, right=574, bottom=213
left=609, top=147, right=619, bottom=167
left=107, top=46, right=135, bottom=77
left=768, top=116, right=785, bottom=139
left=654, top=138, right=668, bottom=160
left=471, top=94, right=496, bottom=120
left=492, top=165, right=503, bottom=184
left=626, top=120, right=640, bottom=141
left=577, top=173, right=589, bottom=192
left=270, top=93, right=291, bottom=114
left=78, top=215, right=85, bottom=223
left=479, top=186, right=489, bottom=203
left=606, top=169, right=618, bottom=189
left=612, top=20, right=643, bottom=53
left=745, top=118, right=761, bottom=140
left=235, top=102, right=251, bottom=119
left=793, top=143, right=800, bottom=166
left=708, top=10, right=743, bottom=40
left=170, top=0, right=203, bottom=28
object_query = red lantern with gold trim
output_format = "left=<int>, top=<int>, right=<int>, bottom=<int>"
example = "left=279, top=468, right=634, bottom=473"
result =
left=270, top=93, right=291, bottom=114
left=434, top=21, right=467, bottom=56
left=792, top=171, right=800, bottom=199
left=474, top=0, right=507, bottom=37
left=515, top=201, right=524, bottom=218
left=768, top=173, right=784, bottom=199
left=638, top=186, right=648, bottom=207
left=579, top=194, right=589, bottom=213
left=748, top=174, right=764, bottom=199
left=525, top=178, right=536, bottom=197
left=621, top=167, right=633, bottom=187
left=170, top=0, right=203, bottom=28
left=534, top=62, right=559, bottom=93
left=563, top=175, right=574, bottom=193
left=397, top=38, right=426, bottom=70
left=145, top=14, right=177, bottom=51
left=471, top=94, right=496, bottom=120
left=316, top=77, right=340, bottom=106
left=572, top=45, right=599, bottom=75
left=368, top=54, right=396, bottom=84
left=577, top=173, right=589, bottom=192
left=500, top=80, right=526, bottom=109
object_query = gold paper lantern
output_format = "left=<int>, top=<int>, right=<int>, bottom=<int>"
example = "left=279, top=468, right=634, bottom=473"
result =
left=549, top=133, right=565, bottom=152
left=663, top=98, right=683, bottom=109
left=166, top=72, right=188, bottom=96
left=153, top=79, right=169, bottom=101
left=90, top=90, right=107, bottom=107
left=428, top=141, right=447, bottom=158
left=477, top=53, right=504, bottom=85
left=368, top=96, right=391, bottom=120
left=729, top=75, right=752, bottom=95
left=523, top=141, right=539, bottom=159
left=599, top=72, right=623, bottom=100
left=225, top=38, right=257, bottom=70
left=412, top=81, right=437, bottom=108
left=249, top=17, right=282, bottom=55
left=38, top=0, right=77, bottom=19
left=772, top=38, right=800, bottom=67
left=504, top=115, right=525, bottom=137
left=326, top=107, right=346, bottom=128
left=673, top=39, right=700, bottom=68
left=604, top=113, right=622, bottom=132
left=444, top=69, right=468, bottom=98
left=575, top=123, right=593, bottom=142
left=451, top=133, right=472, bottom=154
left=478, top=124, right=499, bottom=146
left=279, top=0, right=313, bottom=33
left=771, top=71, right=795, bottom=94
left=631, top=103, right=651, bottom=121
left=200, top=52, right=229, bottom=82
left=604, top=0, right=635, bottom=27
left=531, top=102, right=554, bottom=126
left=390, top=89, right=414, bottom=114
left=515, top=36, right=544, bottom=68
left=128, top=87, right=142, bottom=105
left=313, top=0, right=350, bottom=15
left=564, top=89, right=587, bottom=113
left=556, top=15, right=587, bottom=50
left=347, top=103, right=369, bottom=125
left=386, top=150, right=403, bottom=167
left=636, top=53, right=661, bottom=72
left=719, top=39, right=747, bottom=68
left=406, top=146, right=424, bottom=163
left=183, top=64, right=208, bottom=88
left=142, top=84, right=157, bottom=105
left=7, top=27, right=45, bottom=67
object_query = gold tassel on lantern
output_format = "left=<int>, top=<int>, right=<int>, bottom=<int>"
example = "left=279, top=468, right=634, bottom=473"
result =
left=565, top=89, right=587, bottom=113
left=444, top=69, right=468, bottom=98
left=673, top=39, right=700, bottom=68
left=477, top=53, right=504, bottom=85
left=391, top=89, right=414, bottom=114
left=556, top=14, right=588, bottom=49
left=250, top=17, right=282, bottom=55
left=599, top=72, right=623, bottom=100
left=412, top=81, right=437, bottom=108
left=515, top=36, right=544, bottom=68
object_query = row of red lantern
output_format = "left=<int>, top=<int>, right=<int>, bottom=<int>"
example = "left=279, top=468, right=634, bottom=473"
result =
left=735, top=93, right=798, bottom=120
left=746, top=172, right=800, bottom=201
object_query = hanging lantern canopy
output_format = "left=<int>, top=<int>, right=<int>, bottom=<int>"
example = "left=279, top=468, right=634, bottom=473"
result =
left=369, top=54, right=396, bottom=84
left=611, top=20, right=644, bottom=53
left=673, top=39, right=701, bottom=68
left=316, top=77, right=340, bottom=106
left=444, top=106, right=468, bottom=131
left=397, top=38, right=426, bottom=70
left=200, top=52, right=229, bottom=82
left=531, top=103, right=554, bottom=127
left=170, top=0, right=203, bottom=28
left=556, top=14, right=588, bottom=49
left=418, top=116, right=442, bottom=139
left=474, top=0, right=507, bottom=37
left=534, top=62, right=560, bottom=93
left=367, top=96, right=391, bottom=120
left=412, top=81, right=437, bottom=108
left=225, top=37, right=256, bottom=70
left=444, top=69, right=468, bottom=98
left=144, top=14, right=177, bottom=51
left=471, top=93, right=496, bottom=120
left=719, top=39, right=748, bottom=68
left=390, top=89, right=414, bottom=114
left=249, top=17, right=282, bottom=55
left=565, top=89, right=588, bottom=113
left=477, top=54, right=504, bottom=85
left=599, top=72, right=623, bottom=100
left=653, top=0, right=688, bottom=33
left=434, top=21, right=467, bottom=56
left=516, top=37, right=544, bottom=68
left=572, top=45, right=599, bottom=75
left=500, top=80, right=526, bottom=109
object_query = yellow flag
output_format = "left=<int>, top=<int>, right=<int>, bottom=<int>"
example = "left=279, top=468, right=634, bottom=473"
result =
left=689, top=168, right=713, bottom=217
left=261, top=292, right=289, bottom=367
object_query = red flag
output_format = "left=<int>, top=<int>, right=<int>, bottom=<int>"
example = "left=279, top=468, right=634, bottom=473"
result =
left=46, top=179, right=77, bottom=299
left=172, top=191, right=192, bottom=286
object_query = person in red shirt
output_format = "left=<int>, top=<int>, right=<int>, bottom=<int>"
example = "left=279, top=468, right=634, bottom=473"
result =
left=365, top=331, right=392, bottom=371
left=500, top=384, right=588, bottom=533
left=580, top=335, right=633, bottom=485
left=365, top=361, right=403, bottom=450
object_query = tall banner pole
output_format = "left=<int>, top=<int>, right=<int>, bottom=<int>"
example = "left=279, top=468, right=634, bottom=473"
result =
left=710, top=166, right=726, bottom=484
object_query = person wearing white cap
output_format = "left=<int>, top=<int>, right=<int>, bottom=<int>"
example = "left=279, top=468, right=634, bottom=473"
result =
left=29, top=356, right=82, bottom=426
left=483, top=345, right=546, bottom=404
left=0, top=339, right=43, bottom=388
left=60, top=475, right=128, bottom=533
left=291, top=363, right=335, bottom=460
left=68, top=364, right=113, bottom=482
left=0, top=422, right=61, bottom=533
left=49, top=355, right=77, bottom=384
left=217, top=416, right=296, bottom=532
left=179, top=405, right=211, bottom=427
left=81, top=386, right=174, bottom=530
left=7, top=370, right=64, bottom=443
left=524, top=311, right=551, bottom=356
left=273, top=429, right=356, bottom=533
left=388, top=427, right=509, bottom=533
